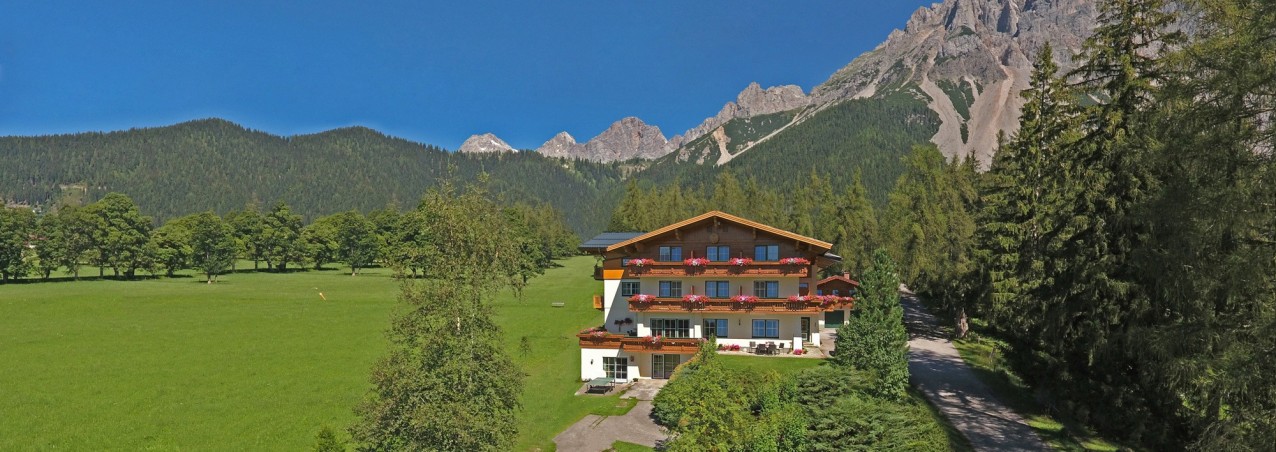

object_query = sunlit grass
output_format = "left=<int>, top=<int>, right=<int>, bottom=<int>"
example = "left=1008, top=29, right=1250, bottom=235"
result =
left=0, top=256, right=615, bottom=450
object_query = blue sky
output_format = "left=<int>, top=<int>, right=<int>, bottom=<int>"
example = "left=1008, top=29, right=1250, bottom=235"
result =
left=0, top=1, right=930, bottom=150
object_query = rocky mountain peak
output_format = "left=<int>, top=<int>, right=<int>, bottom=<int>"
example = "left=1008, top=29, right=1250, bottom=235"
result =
left=813, top=0, right=1098, bottom=163
left=582, top=117, right=671, bottom=163
left=536, top=131, right=582, bottom=159
left=458, top=133, right=516, bottom=154
left=679, top=82, right=812, bottom=143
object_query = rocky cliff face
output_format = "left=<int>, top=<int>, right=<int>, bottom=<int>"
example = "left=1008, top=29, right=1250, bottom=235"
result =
left=581, top=117, right=671, bottom=163
left=680, top=82, right=812, bottom=143
left=813, top=0, right=1099, bottom=163
left=536, top=117, right=673, bottom=163
left=458, top=133, right=516, bottom=153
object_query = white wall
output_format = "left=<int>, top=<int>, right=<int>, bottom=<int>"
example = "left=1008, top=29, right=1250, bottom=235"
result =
left=581, top=348, right=644, bottom=382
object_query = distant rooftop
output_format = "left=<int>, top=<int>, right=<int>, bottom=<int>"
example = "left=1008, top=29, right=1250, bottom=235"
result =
left=579, top=232, right=645, bottom=253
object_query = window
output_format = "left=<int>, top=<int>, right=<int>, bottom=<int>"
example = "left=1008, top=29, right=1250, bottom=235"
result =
left=816, top=289, right=824, bottom=296
left=620, top=281, right=640, bottom=297
left=705, top=281, right=730, bottom=298
left=753, top=280, right=779, bottom=298
left=832, top=289, right=840, bottom=296
left=752, top=319, right=780, bottom=338
left=659, top=281, right=682, bottom=298
left=658, top=246, right=682, bottom=262
left=706, top=245, right=730, bottom=261
left=651, top=319, right=692, bottom=338
left=603, top=356, right=628, bottom=381
left=799, top=282, right=809, bottom=296
left=704, top=319, right=728, bottom=338
left=754, top=245, right=779, bottom=261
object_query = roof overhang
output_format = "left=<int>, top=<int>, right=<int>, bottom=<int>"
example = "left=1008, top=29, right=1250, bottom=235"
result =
left=604, top=211, right=834, bottom=252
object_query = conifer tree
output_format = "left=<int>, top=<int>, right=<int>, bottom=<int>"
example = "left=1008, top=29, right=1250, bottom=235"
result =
left=831, top=170, right=879, bottom=276
left=831, top=249, right=908, bottom=400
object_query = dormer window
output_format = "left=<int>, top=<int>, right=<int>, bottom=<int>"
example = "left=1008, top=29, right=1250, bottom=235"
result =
left=658, top=246, right=682, bottom=262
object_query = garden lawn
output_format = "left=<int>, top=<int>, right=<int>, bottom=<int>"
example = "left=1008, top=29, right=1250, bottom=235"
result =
left=0, top=256, right=611, bottom=451
left=717, top=354, right=825, bottom=376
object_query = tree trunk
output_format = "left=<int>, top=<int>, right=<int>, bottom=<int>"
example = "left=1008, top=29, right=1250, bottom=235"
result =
left=955, top=307, right=969, bottom=339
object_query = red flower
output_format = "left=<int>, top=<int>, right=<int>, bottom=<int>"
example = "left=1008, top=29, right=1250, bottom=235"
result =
left=728, top=257, right=753, bottom=266
left=626, top=258, right=655, bottom=267
left=778, top=257, right=810, bottom=265
left=628, top=294, right=656, bottom=303
left=731, top=295, right=759, bottom=304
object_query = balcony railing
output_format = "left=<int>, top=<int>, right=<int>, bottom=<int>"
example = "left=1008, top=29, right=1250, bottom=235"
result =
left=577, top=333, right=705, bottom=354
left=622, top=261, right=809, bottom=278
left=628, top=297, right=851, bottom=313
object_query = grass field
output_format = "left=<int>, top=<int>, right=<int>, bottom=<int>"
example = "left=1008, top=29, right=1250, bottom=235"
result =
left=0, top=256, right=614, bottom=450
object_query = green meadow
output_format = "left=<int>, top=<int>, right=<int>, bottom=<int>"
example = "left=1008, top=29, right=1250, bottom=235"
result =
left=0, top=256, right=617, bottom=451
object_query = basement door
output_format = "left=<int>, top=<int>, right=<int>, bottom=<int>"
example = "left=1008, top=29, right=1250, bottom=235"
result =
left=652, top=354, right=680, bottom=379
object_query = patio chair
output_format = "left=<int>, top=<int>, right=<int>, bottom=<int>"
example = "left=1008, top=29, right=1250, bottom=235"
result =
left=767, top=342, right=776, bottom=355
left=749, top=341, right=756, bottom=353
left=778, top=342, right=786, bottom=353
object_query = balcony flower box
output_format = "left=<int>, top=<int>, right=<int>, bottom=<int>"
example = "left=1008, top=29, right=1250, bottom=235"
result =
left=683, top=257, right=711, bottom=267
left=628, top=294, right=656, bottom=304
left=588, top=330, right=609, bottom=339
left=626, top=258, right=655, bottom=267
left=778, top=257, right=810, bottom=265
left=730, top=294, right=759, bottom=304
left=643, top=335, right=662, bottom=345
left=787, top=295, right=817, bottom=303
left=682, top=294, right=709, bottom=309
left=728, top=257, right=753, bottom=266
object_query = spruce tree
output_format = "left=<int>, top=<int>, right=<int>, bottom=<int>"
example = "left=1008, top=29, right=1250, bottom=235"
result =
left=831, top=170, right=879, bottom=276
left=976, top=44, right=1078, bottom=340
left=832, top=249, right=908, bottom=400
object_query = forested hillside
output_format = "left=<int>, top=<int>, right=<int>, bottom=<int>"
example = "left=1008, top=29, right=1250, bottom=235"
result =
left=0, top=119, right=624, bottom=235
left=636, top=93, right=939, bottom=205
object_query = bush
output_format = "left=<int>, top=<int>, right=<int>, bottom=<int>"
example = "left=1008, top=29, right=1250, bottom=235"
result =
left=806, top=394, right=949, bottom=451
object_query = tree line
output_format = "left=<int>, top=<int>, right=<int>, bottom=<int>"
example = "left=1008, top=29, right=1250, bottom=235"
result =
left=799, top=0, right=1272, bottom=448
left=0, top=119, right=625, bottom=237
left=0, top=188, right=579, bottom=286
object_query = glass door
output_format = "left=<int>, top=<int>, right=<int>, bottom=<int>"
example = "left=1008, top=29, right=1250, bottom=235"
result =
left=652, top=354, right=680, bottom=379
left=604, top=357, right=628, bottom=382
left=801, top=317, right=812, bottom=342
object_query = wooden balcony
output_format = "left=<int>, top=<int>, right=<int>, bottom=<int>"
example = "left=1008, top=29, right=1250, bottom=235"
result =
left=621, top=262, right=809, bottom=278
left=577, top=333, right=704, bottom=354
left=628, top=297, right=850, bottom=314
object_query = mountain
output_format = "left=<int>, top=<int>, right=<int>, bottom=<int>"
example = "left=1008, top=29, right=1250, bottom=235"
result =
left=536, top=132, right=581, bottom=159
left=536, top=117, right=673, bottom=163
left=813, top=0, right=1098, bottom=163
left=458, top=133, right=517, bottom=153
left=0, top=119, right=623, bottom=235
left=680, top=82, right=812, bottom=145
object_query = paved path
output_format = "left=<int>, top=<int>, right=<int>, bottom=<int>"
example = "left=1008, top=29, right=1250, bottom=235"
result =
left=553, top=380, right=667, bottom=452
left=903, top=294, right=1048, bottom=452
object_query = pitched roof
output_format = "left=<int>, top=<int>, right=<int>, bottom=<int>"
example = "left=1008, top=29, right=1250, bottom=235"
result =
left=817, top=274, right=860, bottom=287
left=604, top=211, right=834, bottom=252
left=579, top=232, right=646, bottom=253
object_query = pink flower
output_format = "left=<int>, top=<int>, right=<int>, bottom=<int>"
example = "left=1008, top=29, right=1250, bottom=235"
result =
left=731, top=295, right=759, bottom=304
left=788, top=295, right=815, bottom=303
left=682, top=294, right=709, bottom=304
left=626, top=258, right=655, bottom=267
left=778, top=257, right=810, bottom=265
left=628, top=294, right=656, bottom=303
left=728, top=257, right=753, bottom=266
left=682, top=257, right=711, bottom=267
